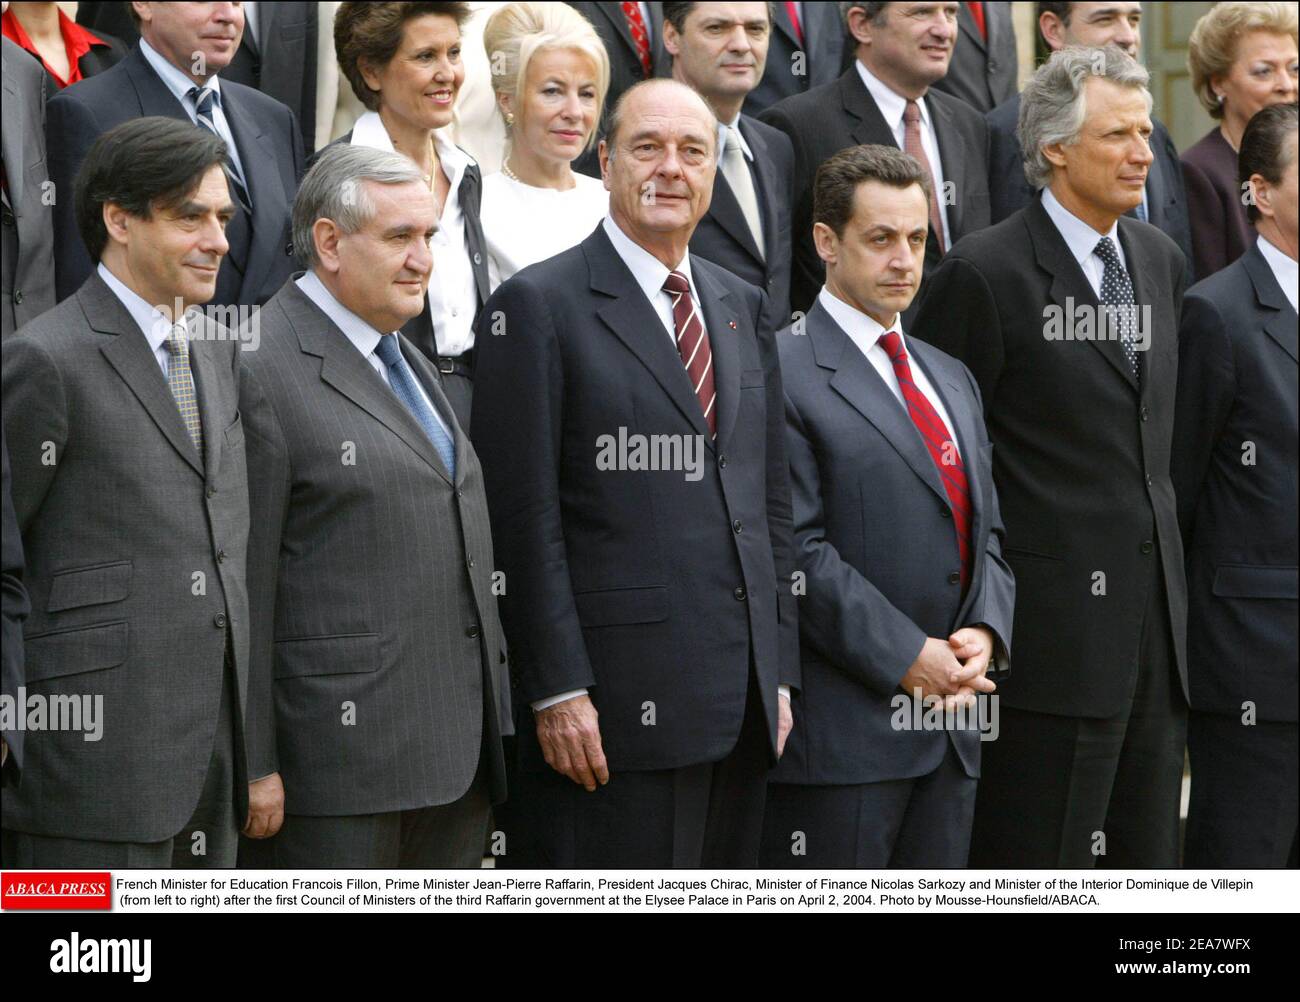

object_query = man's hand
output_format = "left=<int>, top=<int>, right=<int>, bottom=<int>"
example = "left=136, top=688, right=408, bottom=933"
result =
left=777, top=692, right=793, bottom=758
left=899, top=637, right=967, bottom=702
left=535, top=694, right=609, bottom=792
left=243, top=772, right=285, bottom=839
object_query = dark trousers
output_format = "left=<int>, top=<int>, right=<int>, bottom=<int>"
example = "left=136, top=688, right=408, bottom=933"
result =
left=501, top=674, right=771, bottom=868
left=759, top=740, right=977, bottom=867
left=969, top=569, right=1188, bottom=868
left=1185, top=710, right=1298, bottom=868
left=2, top=655, right=241, bottom=869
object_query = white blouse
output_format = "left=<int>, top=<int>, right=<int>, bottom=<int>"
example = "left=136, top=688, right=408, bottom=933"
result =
left=480, top=171, right=609, bottom=291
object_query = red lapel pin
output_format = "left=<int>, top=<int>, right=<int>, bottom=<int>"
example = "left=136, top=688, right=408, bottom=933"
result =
left=728, top=320, right=738, bottom=329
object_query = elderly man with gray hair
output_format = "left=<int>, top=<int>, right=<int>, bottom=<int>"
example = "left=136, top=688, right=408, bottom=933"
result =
left=236, top=144, right=512, bottom=868
left=913, top=45, right=1189, bottom=868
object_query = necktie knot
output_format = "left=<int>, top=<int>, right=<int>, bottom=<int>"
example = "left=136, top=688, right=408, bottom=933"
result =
left=1094, top=236, right=1120, bottom=266
left=724, top=125, right=744, bottom=159
left=880, top=329, right=907, bottom=364
left=663, top=270, right=691, bottom=298
left=374, top=333, right=403, bottom=368
left=903, top=100, right=922, bottom=126
left=189, top=85, right=216, bottom=117
left=165, top=323, right=190, bottom=359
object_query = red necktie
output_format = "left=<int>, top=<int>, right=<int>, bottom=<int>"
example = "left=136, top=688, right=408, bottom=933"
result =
left=966, top=1, right=987, bottom=41
left=664, top=271, right=717, bottom=438
left=622, top=1, right=653, bottom=78
left=784, top=1, right=805, bottom=47
left=880, top=331, right=972, bottom=588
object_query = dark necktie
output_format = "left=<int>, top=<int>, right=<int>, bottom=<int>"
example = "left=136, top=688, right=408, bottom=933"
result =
left=663, top=270, right=716, bottom=438
left=1094, top=236, right=1141, bottom=385
left=188, top=86, right=252, bottom=212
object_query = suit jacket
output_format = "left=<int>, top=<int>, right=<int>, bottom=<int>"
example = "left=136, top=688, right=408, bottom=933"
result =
left=760, top=66, right=991, bottom=318
left=471, top=224, right=799, bottom=770
left=1, top=272, right=251, bottom=842
left=774, top=300, right=1014, bottom=785
left=987, top=92, right=1195, bottom=279
left=46, top=44, right=303, bottom=308
left=221, top=2, right=319, bottom=153
left=1182, top=127, right=1253, bottom=282
left=1171, top=240, right=1298, bottom=722
left=742, top=0, right=847, bottom=117
left=239, top=278, right=511, bottom=814
left=1, top=36, right=56, bottom=339
left=912, top=198, right=1189, bottom=718
left=689, top=114, right=794, bottom=335
left=568, top=2, right=670, bottom=178
left=930, top=1, right=1016, bottom=115
left=1, top=424, right=29, bottom=784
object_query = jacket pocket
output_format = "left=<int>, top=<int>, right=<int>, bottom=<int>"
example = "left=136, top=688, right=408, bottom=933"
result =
left=46, top=560, right=132, bottom=612
left=1212, top=564, right=1299, bottom=599
left=574, top=586, right=669, bottom=627
left=224, top=412, right=245, bottom=450
left=273, top=633, right=381, bottom=679
left=1002, top=545, right=1064, bottom=562
left=24, top=621, right=129, bottom=682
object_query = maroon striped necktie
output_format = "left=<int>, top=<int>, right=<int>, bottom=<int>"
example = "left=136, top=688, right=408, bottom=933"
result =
left=663, top=270, right=717, bottom=438
left=621, top=1, right=653, bottom=78
left=880, top=330, right=972, bottom=587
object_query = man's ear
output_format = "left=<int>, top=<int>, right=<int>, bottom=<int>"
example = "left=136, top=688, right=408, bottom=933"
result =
left=812, top=221, right=838, bottom=265
left=102, top=202, right=131, bottom=248
left=663, top=19, right=681, bottom=58
left=1250, top=173, right=1275, bottom=220
left=1041, top=141, right=1069, bottom=171
left=1039, top=12, right=1067, bottom=52
left=312, top=218, right=343, bottom=273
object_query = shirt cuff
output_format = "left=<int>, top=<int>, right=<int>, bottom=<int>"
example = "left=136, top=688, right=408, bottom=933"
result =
left=531, top=688, right=589, bottom=712
left=778, top=684, right=791, bottom=701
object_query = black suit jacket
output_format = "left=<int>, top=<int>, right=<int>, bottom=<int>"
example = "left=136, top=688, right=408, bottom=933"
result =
left=760, top=66, right=991, bottom=319
left=987, top=93, right=1195, bottom=279
left=742, top=0, right=848, bottom=117
left=1171, top=241, right=1298, bottom=722
left=930, top=1, right=1016, bottom=114
left=913, top=199, right=1189, bottom=718
left=46, top=44, right=303, bottom=308
left=773, top=300, right=1013, bottom=786
left=689, top=115, right=794, bottom=334
left=471, top=223, right=799, bottom=770
left=1, top=423, right=30, bottom=784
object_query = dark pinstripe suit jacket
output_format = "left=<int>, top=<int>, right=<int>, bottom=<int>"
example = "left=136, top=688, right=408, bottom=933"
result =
left=240, top=277, right=511, bottom=816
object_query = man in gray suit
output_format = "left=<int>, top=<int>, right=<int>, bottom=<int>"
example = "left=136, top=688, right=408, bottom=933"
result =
left=931, top=1, right=1016, bottom=114
left=1, top=117, right=274, bottom=868
left=237, top=145, right=511, bottom=868
left=2, top=33, right=57, bottom=338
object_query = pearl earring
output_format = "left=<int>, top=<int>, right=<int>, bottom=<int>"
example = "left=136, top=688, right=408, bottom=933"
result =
left=506, top=112, right=514, bottom=126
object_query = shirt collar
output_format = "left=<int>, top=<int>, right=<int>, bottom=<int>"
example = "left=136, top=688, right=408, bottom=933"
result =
left=1257, top=233, right=1299, bottom=312
left=718, top=118, right=753, bottom=162
left=1041, top=186, right=1125, bottom=273
left=96, top=262, right=181, bottom=353
left=139, top=36, right=221, bottom=108
left=855, top=59, right=928, bottom=133
left=818, top=285, right=902, bottom=352
left=351, top=111, right=475, bottom=188
left=602, top=215, right=694, bottom=305
left=295, top=269, right=392, bottom=362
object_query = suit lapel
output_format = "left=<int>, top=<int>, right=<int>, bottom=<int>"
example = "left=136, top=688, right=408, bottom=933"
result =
left=959, top=4, right=988, bottom=54
left=693, top=262, right=739, bottom=451
left=928, top=94, right=966, bottom=237
left=840, top=70, right=895, bottom=149
left=2, top=69, right=25, bottom=210
left=741, top=117, right=780, bottom=264
left=221, top=87, right=290, bottom=293
left=708, top=160, right=763, bottom=265
left=188, top=320, right=227, bottom=480
left=1244, top=243, right=1300, bottom=363
left=404, top=337, right=467, bottom=484
left=1118, top=218, right=1165, bottom=394
left=124, top=45, right=190, bottom=119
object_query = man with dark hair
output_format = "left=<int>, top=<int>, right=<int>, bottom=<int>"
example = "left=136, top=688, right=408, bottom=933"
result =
left=760, top=2, right=990, bottom=319
left=1173, top=101, right=1298, bottom=868
left=47, top=1, right=303, bottom=307
left=1, top=116, right=277, bottom=868
left=930, top=1, right=1016, bottom=114
left=984, top=3, right=1194, bottom=276
left=761, top=143, right=1012, bottom=867
left=664, top=2, right=795, bottom=332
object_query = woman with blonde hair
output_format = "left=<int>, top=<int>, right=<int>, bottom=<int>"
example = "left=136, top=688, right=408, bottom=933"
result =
left=1183, top=2, right=1297, bottom=279
left=479, top=2, right=611, bottom=290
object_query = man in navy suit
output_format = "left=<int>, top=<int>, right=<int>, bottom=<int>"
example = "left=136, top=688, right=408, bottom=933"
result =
left=472, top=79, right=799, bottom=868
left=46, top=1, right=302, bottom=307
left=664, top=2, right=795, bottom=336
left=1173, top=102, right=1298, bottom=868
left=761, top=144, right=1013, bottom=867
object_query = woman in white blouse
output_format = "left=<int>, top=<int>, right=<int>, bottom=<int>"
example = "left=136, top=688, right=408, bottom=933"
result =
left=480, top=2, right=610, bottom=291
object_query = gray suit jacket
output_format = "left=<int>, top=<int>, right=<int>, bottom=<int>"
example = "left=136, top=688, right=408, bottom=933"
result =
left=930, top=2, right=1016, bottom=115
left=1, top=272, right=251, bottom=842
left=240, top=278, right=511, bottom=816
left=1, top=37, right=57, bottom=338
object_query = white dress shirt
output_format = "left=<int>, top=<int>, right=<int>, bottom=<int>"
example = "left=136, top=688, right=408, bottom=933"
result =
left=818, top=286, right=961, bottom=459
left=1258, top=234, right=1299, bottom=314
left=480, top=171, right=608, bottom=291
left=97, top=263, right=181, bottom=376
left=295, top=270, right=453, bottom=441
left=856, top=60, right=952, bottom=250
left=1041, top=186, right=1128, bottom=299
left=349, top=111, right=480, bottom=357
left=139, top=37, right=250, bottom=190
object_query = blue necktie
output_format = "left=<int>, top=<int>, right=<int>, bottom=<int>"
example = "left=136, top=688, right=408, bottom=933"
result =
left=188, top=86, right=252, bottom=212
left=374, top=335, right=457, bottom=478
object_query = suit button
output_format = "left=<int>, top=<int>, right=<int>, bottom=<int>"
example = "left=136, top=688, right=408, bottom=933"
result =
left=214, top=613, right=227, bottom=629
left=718, top=454, right=727, bottom=469
left=732, top=519, right=743, bottom=533
left=285, top=242, right=294, bottom=256
left=1140, top=540, right=1154, bottom=554
left=456, top=488, right=464, bottom=498
left=206, top=485, right=217, bottom=498
left=466, top=624, right=481, bottom=639
left=940, top=507, right=952, bottom=519
left=1140, top=406, right=1149, bottom=422
left=948, top=572, right=961, bottom=585
left=510, top=676, right=520, bottom=691
left=467, top=556, right=476, bottom=568
left=13, top=291, right=22, bottom=305
left=217, top=549, right=227, bottom=563
left=473, top=252, right=482, bottom=265
left=733, top=587, right=747, bottom=601
left=1145, top=474, right=1153, bottom=487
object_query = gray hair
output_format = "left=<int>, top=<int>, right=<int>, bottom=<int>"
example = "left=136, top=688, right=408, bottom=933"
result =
left=1017, top=45, right=1152, bottom=189
left=291, top=144, right=425, bottom=268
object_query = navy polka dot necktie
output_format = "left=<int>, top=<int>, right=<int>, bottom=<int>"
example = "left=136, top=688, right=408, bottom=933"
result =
left=1094, top=236, right=1140, bottom=386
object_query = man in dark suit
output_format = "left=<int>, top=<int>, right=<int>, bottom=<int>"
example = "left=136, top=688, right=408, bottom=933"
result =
left=1, top=424, right=29, bottom=786
left=569, top=2, right=670, bottom=177
left=1, top=117, right=276, bottom=867
left=472, top=79, right=798, bottom=868
left=2, top=34, right=56, bottom=338
left=761, top=2, right=990, bottom=318
left=761, top=144, right=1013, bottom=868
left=930, top=1, right=1015, bottom=114
left=47, top=1, right=303, bottom=308
left=237, top=145, right=511, bottom=868
left=1173, top=103, right=1298, bottom=868
left=742, top=0, right=847, bottom=117
left=985, top=2, right=1194, bottom=275
left=914, top=47, right=1189, bottom=868
left=664, top=2, right=795, bottom=332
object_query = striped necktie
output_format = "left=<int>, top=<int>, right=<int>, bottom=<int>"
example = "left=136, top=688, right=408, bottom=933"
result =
left=663, top=270, right=717, bottom=438
left=188, top=85, right=252, bottom=212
